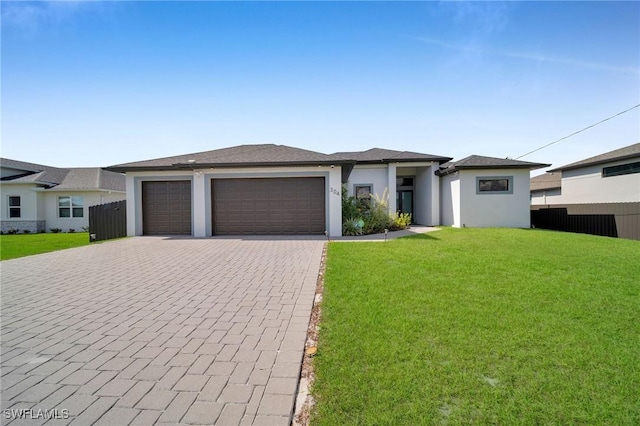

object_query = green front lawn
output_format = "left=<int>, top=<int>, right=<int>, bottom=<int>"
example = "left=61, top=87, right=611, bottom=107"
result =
left=313, top=228, right=640, bottom=425
left=0, top=232, right=91, bottom=260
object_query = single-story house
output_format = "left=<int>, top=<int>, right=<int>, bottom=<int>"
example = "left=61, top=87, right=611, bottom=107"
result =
left=530, top=143, right=640, bottom=204
left=0, top=158, right=126, bottom=233
left=436, top=155, right=549, bottom=228
left=107, top=144, right=548, bottom=237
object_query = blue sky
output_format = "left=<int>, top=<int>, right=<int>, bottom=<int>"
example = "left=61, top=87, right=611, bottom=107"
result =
left=2, top=1, right=639, bottom=173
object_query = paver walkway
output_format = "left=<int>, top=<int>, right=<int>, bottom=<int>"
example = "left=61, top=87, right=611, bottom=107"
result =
left=1, top=237, right=325, bottom=425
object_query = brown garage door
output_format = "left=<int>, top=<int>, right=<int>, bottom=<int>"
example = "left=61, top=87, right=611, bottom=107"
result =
left=212, top=177, right=325, bottom=235
left=142, top=181, right=192, bottom=235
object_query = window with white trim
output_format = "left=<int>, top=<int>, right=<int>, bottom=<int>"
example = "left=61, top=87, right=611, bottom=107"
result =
left=8, top=196, right=21, bottom=218
left=58, top=196, right=84, bottom=218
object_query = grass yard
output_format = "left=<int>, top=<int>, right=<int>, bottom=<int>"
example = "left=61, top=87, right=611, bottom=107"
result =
left=312, top=228, right=640, bottom=425
left=0, top=232, right=91, bottom=260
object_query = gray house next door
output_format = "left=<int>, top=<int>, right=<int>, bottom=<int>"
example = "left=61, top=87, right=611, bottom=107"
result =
left=212, top=177, right=325, bottom=235
left=142, top=181, right=192, bottom=235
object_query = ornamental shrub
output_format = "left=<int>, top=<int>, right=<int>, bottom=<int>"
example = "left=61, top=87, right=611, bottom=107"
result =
left=362, top=189, right=394, bottom=234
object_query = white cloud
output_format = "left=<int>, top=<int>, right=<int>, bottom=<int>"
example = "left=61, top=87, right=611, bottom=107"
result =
left=1, top=1, right=100, bottom=36
left=437, top=1, right=512, bottom=35
left=412, top=36, right=640, bottom=75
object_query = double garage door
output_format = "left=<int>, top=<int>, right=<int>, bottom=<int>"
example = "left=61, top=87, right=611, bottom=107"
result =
left=142, top=177, right=325, bottom=235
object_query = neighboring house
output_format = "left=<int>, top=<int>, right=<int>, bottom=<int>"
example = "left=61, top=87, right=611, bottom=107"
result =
left=530, top=143, right=640, bottom=204
left=0, top=158, right=126, bottom=233
left=530, top=172, right=562, bottom=204
left=436, top=155, right=549, bottom=228
left=106, top=144, right=545, bottom=237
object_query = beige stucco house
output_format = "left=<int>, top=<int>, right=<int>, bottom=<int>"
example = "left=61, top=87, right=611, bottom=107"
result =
left=0, top=158, right=126, bottom=233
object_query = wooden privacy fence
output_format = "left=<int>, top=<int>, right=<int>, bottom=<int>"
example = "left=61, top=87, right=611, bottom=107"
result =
left=89, top=200, right=126, bottom=242
left=531, top=202, right=640, bottom=241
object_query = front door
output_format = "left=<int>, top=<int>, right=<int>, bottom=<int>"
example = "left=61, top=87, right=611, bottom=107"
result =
left=396, top=190, right=413, bottom=219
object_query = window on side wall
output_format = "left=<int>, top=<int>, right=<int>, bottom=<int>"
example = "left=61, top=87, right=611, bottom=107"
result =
left=477, top=176, right=513, bottom=194
left=58, top=196, right=84, bottom=218
left=8, top=196, right=21, bottom=218
left=354, top=184, right=372, bottom=207
left=602, top=161, right=640, bottom=177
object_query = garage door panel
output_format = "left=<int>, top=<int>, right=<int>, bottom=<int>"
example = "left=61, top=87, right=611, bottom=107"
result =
left=213, top=177, right=325, bottom=235
left=143, top=180, right=191, bottom=235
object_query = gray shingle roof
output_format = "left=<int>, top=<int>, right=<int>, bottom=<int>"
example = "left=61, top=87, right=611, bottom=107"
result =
left=47, top=168, right=126, bottom=192
left=548, top=143, right=640, bottom=172
left=327, top=148, right=451, bottom=163
left=530, top=172, right=561, bottom=192
left=97, top=169, right=127, bottom=192
left=107, top=144, right=334, bottom=171
left=437, top=155, right=550, bottom=176
left=0, top=158, right=69, bottom=185
left=0, top=158, right=125, bottom=192
left=108, top=144, right=452, bottom=171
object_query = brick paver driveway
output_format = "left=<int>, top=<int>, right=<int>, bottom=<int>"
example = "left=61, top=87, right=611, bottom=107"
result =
left=1, top=237, right=325, bottom=425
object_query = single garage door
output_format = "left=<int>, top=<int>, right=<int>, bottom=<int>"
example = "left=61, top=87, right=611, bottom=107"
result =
left=212, top=177, right=325, bottom=235
left=142, top=181, right=192, bottom=235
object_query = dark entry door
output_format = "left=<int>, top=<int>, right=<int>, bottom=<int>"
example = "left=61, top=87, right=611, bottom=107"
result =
left=396, top=190, right=413, bottom=218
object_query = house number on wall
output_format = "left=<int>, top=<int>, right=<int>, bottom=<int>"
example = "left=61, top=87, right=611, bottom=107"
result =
left=329, top=187, right=340, bottom=197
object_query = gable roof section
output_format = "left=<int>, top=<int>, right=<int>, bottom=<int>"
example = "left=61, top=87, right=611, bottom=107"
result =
left=530, top=172, right=561, bottom=192
left=107, top=144, right=335, bottom=171
left=97, top=169, right=127, bottom=192
left=548, top=143, right=640, bottom=172
left=47, top=168, right=126, bottom=192
left=436, top=155, right=550, bottom=176
left=327, top=148, right=451, bottom=164
left=0, top=158, right=125, bottom=192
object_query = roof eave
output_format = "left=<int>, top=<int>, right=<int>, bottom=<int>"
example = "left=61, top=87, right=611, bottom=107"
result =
left=352, top=157, right=452, bottom=164
left=435, top=168, right=456, bottom=177
left=106, top=160, right=347, bottom=173
left=548, top=154, right=640, bottom=172
left=530, top=185, right=561, bottom=192
left=436, top=163, right=550, bottom=177
left=43, top=187, right=126, bottom=192
left=456, top=163, right=551, bottom=171
left=0, top=180, right=56, bottom=187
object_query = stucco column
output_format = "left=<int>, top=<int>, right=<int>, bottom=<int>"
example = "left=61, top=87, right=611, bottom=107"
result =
left=328, top=167, right=342, bottom=237
left=430, top=163, right=440, bottom=225
left=192, top=171, right=206, bottom=237
left=387, top=163, right=397, bottom=214
left=126, top=174, right=137, bottom=236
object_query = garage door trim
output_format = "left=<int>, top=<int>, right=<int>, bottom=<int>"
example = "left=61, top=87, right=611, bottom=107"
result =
left=211, top=176, right=326, bottom=236
left=139, top=178, right=193, bottom=236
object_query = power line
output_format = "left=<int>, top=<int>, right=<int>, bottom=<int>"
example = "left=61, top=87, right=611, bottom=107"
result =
left=515, top=104, right=640, bottom=160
